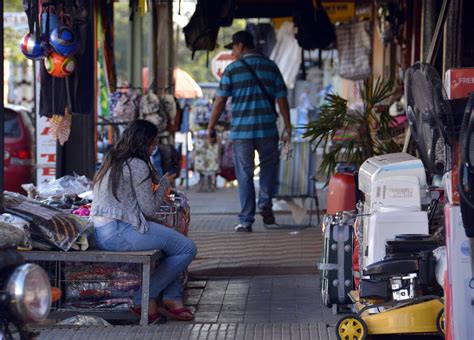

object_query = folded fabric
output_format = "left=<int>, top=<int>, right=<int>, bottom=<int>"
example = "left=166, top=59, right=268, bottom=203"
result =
left=4, top=192, right=88, bottom=251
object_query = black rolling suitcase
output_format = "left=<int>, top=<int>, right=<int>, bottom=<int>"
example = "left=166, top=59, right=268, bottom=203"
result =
left=319, top=212, right=354, bottom=312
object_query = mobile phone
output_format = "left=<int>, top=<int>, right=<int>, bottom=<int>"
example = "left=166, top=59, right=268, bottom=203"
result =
left=210, top=129, right=217, bottom=138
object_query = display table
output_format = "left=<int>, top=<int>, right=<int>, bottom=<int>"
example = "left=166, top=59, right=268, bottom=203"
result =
left=21, top=249, right=162, bottom=326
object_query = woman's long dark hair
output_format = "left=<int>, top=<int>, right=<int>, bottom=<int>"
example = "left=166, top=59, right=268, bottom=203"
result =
left=94, top=119, right=158, bottom=200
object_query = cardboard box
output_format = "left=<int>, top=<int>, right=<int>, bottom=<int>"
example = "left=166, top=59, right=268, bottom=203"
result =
left=445, top=68, right=474, bottom=99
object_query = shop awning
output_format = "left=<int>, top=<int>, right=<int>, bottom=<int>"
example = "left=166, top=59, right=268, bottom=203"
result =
left=174, top=68, right=203, bottom=99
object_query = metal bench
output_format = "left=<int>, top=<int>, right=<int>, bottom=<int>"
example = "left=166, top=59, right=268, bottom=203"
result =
left=21, top=249, right=162, bottom=326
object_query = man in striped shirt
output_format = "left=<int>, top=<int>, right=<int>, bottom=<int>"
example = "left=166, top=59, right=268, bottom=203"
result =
left=207, top=31, right=292, bottom=232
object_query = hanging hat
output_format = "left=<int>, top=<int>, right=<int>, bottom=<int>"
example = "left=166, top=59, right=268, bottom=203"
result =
left=44, top=52, right=75, bottom=78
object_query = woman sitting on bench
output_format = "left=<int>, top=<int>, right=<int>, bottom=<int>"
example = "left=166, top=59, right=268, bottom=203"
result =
left=91, top=119, right=197, bottom=322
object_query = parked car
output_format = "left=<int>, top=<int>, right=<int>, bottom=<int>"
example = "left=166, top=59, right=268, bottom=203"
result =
left=4, top=105, right=34, bottom=193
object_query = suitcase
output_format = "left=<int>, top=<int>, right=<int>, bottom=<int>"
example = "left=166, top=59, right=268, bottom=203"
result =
left=319, top=212, right=354, bottom=310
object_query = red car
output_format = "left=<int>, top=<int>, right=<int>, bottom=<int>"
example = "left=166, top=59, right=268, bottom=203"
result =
left=4, top=105, right=34, bottom=193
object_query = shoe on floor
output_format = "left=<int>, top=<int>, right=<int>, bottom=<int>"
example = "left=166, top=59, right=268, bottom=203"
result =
left=260, top=208, right=276, bottom=225
left=235, top=224, right=252, bottom=232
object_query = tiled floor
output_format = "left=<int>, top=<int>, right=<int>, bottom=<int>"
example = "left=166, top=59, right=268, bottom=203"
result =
left=177, top=276, right=342, bottom=326
left=189, top=230, right=323, bottom=277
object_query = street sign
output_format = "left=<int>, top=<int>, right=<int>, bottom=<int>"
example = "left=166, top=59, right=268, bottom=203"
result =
left=211, top=51, right=235, bottom=81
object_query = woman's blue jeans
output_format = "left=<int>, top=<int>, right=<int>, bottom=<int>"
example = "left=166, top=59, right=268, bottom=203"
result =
left=93, top=220, right=197, bottom=306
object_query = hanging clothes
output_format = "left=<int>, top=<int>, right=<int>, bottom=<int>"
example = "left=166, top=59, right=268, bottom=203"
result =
left=269, top=22, right=302, bottom=89
left=246, top=23, right=276, bottom=58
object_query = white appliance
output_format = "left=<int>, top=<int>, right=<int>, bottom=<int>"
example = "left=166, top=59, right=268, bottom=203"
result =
left=359, top=153, right=428, bottom=211
left=359, top=153, right=429, bottom=269
left=368, top=176, right=423, bottom=213
left=365, top=208, right=429, bottom=266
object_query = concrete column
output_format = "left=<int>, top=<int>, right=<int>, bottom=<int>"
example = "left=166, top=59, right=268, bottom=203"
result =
left=156, top=2, right=172, bottom=92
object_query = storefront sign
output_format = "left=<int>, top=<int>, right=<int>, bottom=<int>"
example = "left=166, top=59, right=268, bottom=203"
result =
left=211, top=52, right=235, bottom=81
left=322, top=1, right=355, bottom=23
left=35, top=63, right=56, bottom=189
left=36, top=116, right=57, bottom=188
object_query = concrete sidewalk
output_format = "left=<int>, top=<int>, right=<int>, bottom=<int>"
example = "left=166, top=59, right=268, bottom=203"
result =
left=36, top=187, right=438, bottom=339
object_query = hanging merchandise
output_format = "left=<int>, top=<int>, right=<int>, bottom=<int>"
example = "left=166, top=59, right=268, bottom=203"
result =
left=161, top=94, right=178, bottom=122
left=139, top=91, right=167, bottom=131
left=293, top=0, right=336, bottom=50
left=336, top=21, right=372, bottom=81
left=20, top=33, right=48, bottom=61
left=38, top=1, right=94, bottom=117
left=183, top=0, right=219, bottom=57
left=167, top=98, right=183, bottom=133
left=113, top=88, right=141, bottom=122
left=183, top=0, right=236, bottom=58
left=270, top=22, right=302, bottom=89
left=20, top=0, right=48, bottom=60
left=49, top=26, right=79, bottom=57
left=49, top=107, right=72, bottom=145
left=246, top=23, right=276, bottom=58
left=194, top=131, right=219, bottom=173
left=44, top=52, right=76, bottom=78
left=40, top=4, right=59, bottom=35
left=193, top=99, right=213, bottom=126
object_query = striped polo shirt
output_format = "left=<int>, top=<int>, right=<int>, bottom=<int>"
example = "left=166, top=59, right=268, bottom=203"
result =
left=217, top=53, right=287, bottom=140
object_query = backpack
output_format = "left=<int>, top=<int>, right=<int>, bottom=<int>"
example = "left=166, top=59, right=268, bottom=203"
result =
left=293, top=0, right=336, bottom=50
left=113, top=89, right=140, bottom=121
left=139, top=92, right=168, bottom=132
left=183, top=0, right=236, bottom=56
left=183, top=0, right=219, bottom=56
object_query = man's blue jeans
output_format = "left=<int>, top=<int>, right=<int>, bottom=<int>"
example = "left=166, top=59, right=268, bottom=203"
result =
left=232, top=136, right=279, bottom=226
left=93, top=220, right=197, bottom=306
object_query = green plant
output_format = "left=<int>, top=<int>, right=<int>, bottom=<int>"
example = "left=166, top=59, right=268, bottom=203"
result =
left=302, top=77, right=402, bottom=181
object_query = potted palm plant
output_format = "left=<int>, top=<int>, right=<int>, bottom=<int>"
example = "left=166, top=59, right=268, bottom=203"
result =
left=302, top=77, right=403, bottom=181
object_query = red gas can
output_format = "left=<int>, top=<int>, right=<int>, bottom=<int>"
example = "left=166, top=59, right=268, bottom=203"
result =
left=326, top=173, right=356, bottom=215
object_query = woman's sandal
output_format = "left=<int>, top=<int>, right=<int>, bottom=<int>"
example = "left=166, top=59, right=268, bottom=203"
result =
left=130, top=306, right=163, bottom=324
left=156, top=305, right=195, bottom=321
